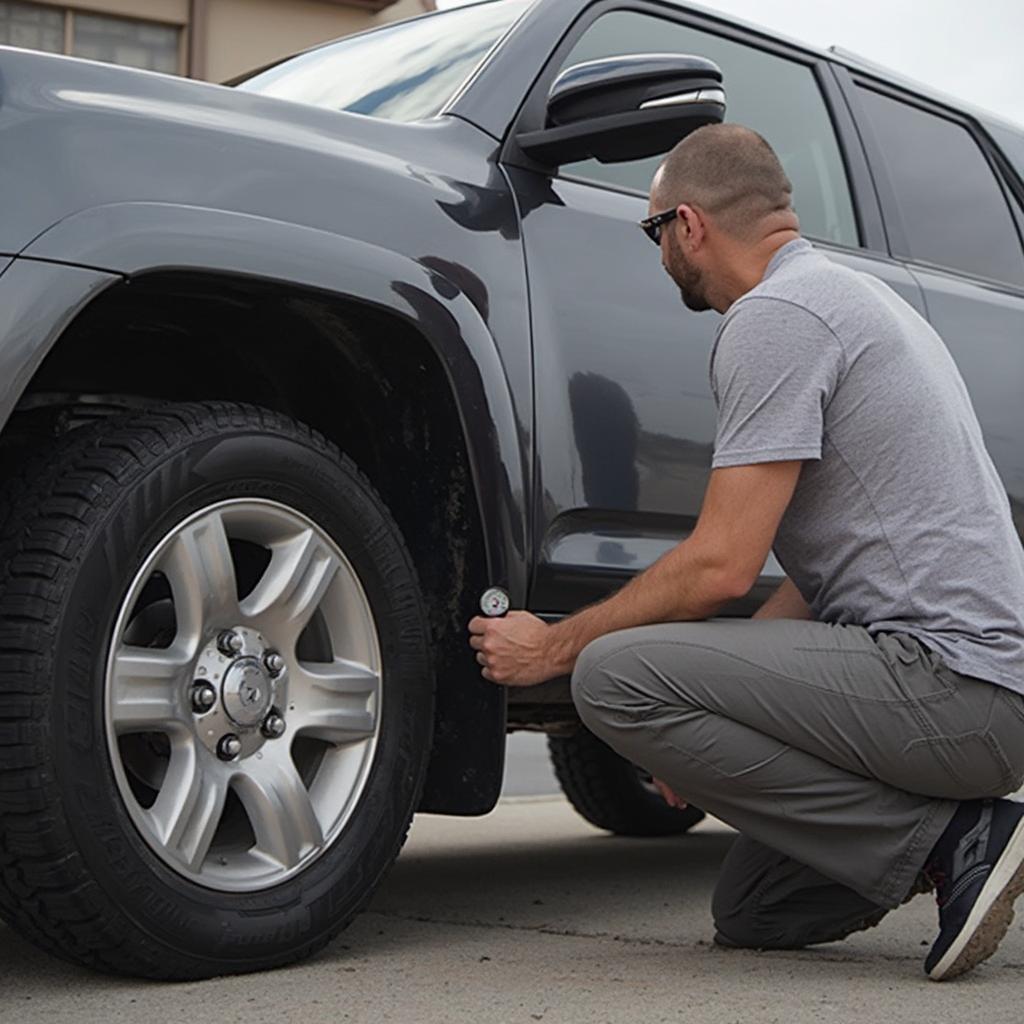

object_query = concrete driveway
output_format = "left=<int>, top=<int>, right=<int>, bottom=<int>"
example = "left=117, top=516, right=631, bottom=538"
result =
left=1, top=790, right=1023, bottom=1024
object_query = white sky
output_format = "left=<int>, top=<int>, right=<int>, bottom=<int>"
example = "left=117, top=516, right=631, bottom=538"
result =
left=435, top=0, right=1024, bottom=128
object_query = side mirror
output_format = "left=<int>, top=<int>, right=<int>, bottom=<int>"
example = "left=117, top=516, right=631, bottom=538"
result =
left=516, top=54, right=725, bottom=168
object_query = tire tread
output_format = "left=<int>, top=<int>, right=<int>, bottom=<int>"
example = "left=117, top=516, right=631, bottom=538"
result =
left=0, top=400, right=430, bottom=978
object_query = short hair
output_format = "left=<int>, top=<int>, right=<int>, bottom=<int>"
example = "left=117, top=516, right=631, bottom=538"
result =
left=653, top=123, right=793, bottom=239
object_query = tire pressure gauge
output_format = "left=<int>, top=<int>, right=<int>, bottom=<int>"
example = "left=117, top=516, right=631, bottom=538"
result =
left=480, top=586, right=510, bottom=618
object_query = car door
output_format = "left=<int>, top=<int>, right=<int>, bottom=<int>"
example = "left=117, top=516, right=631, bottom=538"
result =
left=841, top=76, right=1024, bottom=540
left=502, top=4, right=927, bottom=615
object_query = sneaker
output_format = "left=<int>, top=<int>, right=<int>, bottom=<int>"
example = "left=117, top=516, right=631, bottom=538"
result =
left=924, top=798, right=1024, bottom=981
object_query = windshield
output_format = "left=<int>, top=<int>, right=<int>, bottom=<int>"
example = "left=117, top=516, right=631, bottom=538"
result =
left=235, top=1, right=529, bottom=123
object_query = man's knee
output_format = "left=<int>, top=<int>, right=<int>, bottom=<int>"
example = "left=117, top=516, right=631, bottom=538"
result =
left=569, top=632, right=633, bottom=733
left=712, top=837, right=889, bottom=951
left=712, top=876, right=813, bottom=951
left=712, top=905, right=764, bottom=950
left=711, top=874, right=792, bottom=950
left=565, top=626, right=651, bottom=733
left=711, top=845, right=771, bottom=949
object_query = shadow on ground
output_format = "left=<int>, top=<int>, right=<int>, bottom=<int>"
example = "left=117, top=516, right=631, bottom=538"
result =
left=365, top=814, right=735, bottom=950
left=0, top=804, right=733, bottom=981
left=1, top=800, right=1022, bottom=1024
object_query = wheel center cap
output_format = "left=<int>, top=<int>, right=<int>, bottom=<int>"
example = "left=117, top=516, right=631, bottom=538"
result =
left=222, top=658, right=274, bottom=727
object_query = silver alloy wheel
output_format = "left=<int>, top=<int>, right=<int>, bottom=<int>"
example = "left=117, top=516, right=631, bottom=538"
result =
left=104, top=498, right=382, bottom=892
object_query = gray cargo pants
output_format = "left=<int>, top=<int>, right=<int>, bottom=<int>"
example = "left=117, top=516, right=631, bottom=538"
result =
left=570, top=619, right=1024, bottom=948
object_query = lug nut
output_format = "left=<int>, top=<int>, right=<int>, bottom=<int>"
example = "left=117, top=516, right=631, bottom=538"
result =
left=217, top=630, right=244, bottom=657
left=217, top=734, right=242, bottom=760
left=262, top=713, right=286, bottom=739
left=264, top=652, right=285, bottom=677
left=190, top=682, right=217, bottom=713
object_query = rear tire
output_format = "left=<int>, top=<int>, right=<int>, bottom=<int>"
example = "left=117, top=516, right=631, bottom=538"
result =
left=549, top=727, right=705, bottom=837
left=0, top=401, right=433, bottom=978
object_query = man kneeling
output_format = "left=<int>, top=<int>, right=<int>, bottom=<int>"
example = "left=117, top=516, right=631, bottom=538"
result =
left=469, top=123, right=1024, bottom=981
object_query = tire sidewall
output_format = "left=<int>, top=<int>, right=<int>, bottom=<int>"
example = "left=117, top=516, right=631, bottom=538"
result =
left=50, top=422, right=432, bottom=971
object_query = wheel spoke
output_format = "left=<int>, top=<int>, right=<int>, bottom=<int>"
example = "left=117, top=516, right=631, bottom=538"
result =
left=106, top=497, right=383, bottom=890
left=235, top=751, right=324, bottom=869
left=159, top=509, right=239, bottom=647
left=147, top=743, right=227, bottom=871
left=239, top=529, right=339, bottom=640
left=290, top=660, right=379, bottom=744
left=110, top=645, right=189, bottom=733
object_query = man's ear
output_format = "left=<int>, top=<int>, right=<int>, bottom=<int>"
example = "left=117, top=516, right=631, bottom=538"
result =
left=676, top=203, right=706, bottom=248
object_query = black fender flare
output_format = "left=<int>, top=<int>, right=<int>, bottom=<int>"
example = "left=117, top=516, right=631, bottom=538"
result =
left=12, top=202, right=530, bottom=813
left=23, top=201, right=528, bottom=601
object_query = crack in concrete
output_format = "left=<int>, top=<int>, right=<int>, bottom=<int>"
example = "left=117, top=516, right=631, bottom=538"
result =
left=367, top=909, right=691, bottom=949
left=363, top=910, right=1024, bottom=971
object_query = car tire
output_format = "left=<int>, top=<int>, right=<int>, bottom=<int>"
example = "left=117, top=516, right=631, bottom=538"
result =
left=0, top=406, right=76, bottom=546
left=548, top=727, right=705, bottom=837
left=0, top=401, right=433, bottom=979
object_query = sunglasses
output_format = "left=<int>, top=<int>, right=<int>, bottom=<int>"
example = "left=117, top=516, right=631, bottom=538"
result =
left=639, top=207, right=679, bottom=246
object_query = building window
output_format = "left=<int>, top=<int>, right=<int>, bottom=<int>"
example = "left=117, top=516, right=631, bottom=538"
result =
left=0, top=1, right=181, bottom=75
left=73, top=12, right=179, bottom=74
left=0, top=1, right=64, bottom=54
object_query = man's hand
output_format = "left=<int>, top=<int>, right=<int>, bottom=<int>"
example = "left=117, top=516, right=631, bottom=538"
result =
left=468, top=611, right=567, bottom=687
left=652, top=778, right=687, bottom=809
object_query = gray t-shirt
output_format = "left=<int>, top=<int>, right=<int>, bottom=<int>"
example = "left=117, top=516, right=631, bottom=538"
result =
left=710, top=237, right=1024, bottom=694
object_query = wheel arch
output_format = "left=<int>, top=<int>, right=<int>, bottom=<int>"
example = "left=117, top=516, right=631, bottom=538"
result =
left=6, top=210, right=526, bottom=813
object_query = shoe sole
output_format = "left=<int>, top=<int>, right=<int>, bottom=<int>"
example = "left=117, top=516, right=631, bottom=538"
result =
left=929, top=815, right=1024, bottom=981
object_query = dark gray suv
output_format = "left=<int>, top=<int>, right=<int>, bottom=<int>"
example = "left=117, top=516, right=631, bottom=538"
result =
left=0, top=0, right=1021, bottom=980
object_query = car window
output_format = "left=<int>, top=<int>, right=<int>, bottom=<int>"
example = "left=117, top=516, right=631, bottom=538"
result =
left=235, top=1, right=529, bottom=122
left=554, top=11, right=859, bottom=249
left=990, top=123, right=1024, bottom=178
left=856, top=87, right=1024, bottom=289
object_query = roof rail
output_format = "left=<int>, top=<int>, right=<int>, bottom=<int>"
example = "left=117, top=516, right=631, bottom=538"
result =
left=827, top=45, right=905, bottom=80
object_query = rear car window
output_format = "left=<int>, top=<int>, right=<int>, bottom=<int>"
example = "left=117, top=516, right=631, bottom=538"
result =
left=857, top=87, right=1024, bottom=289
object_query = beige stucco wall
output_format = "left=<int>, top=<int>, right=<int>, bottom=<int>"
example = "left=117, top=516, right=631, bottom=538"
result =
left=26, top=0, right=431, bottom=82
left=206, top=0, right=429, bottom=82
left=377, top=0, right=431, bottom=26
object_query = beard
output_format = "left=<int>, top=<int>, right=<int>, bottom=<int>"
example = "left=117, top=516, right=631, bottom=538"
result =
left=664, top=230, right=711, bottom=312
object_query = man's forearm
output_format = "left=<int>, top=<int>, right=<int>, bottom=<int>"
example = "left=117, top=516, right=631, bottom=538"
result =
left=545, top=539, right=744, bottom=675
left=471, top=463, right=803, bottom=688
